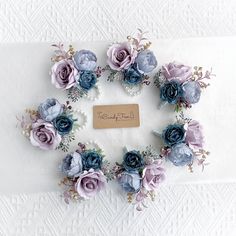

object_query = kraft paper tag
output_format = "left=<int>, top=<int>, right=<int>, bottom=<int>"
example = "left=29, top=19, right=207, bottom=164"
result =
left=93, top=104, right=140, bottom=129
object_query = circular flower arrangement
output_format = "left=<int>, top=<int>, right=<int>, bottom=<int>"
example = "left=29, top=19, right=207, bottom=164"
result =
left=153, top=113, right=210, bottom=171
left=17, top=30, right=214, bottom=211
left=18, top=98, right=87, bottom=152
left=59, top=142, right=111, bottom=203
left=50, top=44, right=103, bottom=102
left=105, top=29, right=157, bottom=96
left=154, top=62, right=215, bottom=111
left=112, top=146, right=165, bottom=211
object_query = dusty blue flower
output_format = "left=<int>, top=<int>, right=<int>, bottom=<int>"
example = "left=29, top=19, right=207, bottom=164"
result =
left=53, top=115, right=73, bottom=135
left=123, top=151, right=144, bottom=172
left=77, top=71, right=97, bottom=90
left=82, top=151, right=102, bottom=170
left=73, top=50, right=97, bottom=71
left=61, top=152, right=83, bottom=178
left=182, top=81, right=201, bottom=104
left=124, top=65, right=144, bottom=85
left=160, top=81, right=183, bottom=104
left=38, top=98, right=63, bottom=122
left=162, top=124, right=185, bottom=146
left=167, top=143, right=194, bottom=166
left=118, top=171, right=141, bottom=193
left=135, top=50, right=157, bottom=73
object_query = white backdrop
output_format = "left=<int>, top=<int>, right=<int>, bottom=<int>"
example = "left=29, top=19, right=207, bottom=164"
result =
left=0, top=0, right=236, bottom=235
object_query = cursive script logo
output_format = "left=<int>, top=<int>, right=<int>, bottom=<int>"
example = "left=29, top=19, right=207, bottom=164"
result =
left=97, top=112, right=135, bottom=122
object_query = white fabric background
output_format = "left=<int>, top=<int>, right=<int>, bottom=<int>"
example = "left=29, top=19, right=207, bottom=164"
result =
left=0, top=0, right=236, bottom=235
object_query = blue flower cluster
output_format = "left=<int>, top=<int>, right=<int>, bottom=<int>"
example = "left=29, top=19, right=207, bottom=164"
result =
left=73, top=50, right=98, bottom=91
left=61, top=148, right=103, bottom=178
left=38, top=98, right=74, bottom=135
left=123, top=50, right=157, bottom=86
left=118, top=151, right=144, bottom=193
left=161, top=124, right=193, bottom=166
left=160, top=80, right=201, bottom=105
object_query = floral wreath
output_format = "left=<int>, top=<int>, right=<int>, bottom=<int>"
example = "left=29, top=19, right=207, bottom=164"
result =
left=59, top=142, right=111, bottom=203
left=105, top=29, right=157, bottom=96
left=18, top=98, right=87, bottom=152
left=50, top=43, right=103, bottom=102
left=112, top=146, right=165, bottom=211
left=153, top=113, right=210, bottom=172
left=17, top=30, right=214, bottom=210
left=154, top=62, right=215, bottom=112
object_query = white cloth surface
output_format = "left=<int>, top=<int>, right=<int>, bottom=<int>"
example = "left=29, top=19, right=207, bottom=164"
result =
left=0, top=0, right=236, bottom=236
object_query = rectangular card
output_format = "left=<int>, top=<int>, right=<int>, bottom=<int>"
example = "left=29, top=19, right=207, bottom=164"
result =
left=93, top=104, right=140, bottom=129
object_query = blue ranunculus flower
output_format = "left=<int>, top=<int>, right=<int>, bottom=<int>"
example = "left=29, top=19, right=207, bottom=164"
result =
left=123, top=151, right=144, bottom=172
left=118, top=171, right=141, bottom=193
left=182, top=81, right=201, bottom=104
left=61, top=151, right=83, bottom=178
left=73, top=49, right=97, bottom=71
left=53, top=115, right=73, bottom=135
left=162, top=124, right=185, bottom=146
left=124, top=64, right=144, bottom=85
left=160, top=81, right=183, bottom=104
left=81, top=150, right=102, bottom=170
left=77, top=71, right=97, bottom=90
left=135, top=49, right=157, bottom=73
left=167, top=143, right=194, bottom=166
left=38, top=98, right=63, bottom=122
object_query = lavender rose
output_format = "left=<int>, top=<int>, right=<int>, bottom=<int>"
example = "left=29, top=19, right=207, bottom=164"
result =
left=107, top=42, right=137, bottom=71
left=185, top=120, right=204, bottom=150
left=162, top=62, right=192, bottom=82
left=51, top=60, right=77, bottom=89
left=75, top=170, right=106, bottom=199
left=30, top=119, right=61, bottom=150
left=73, top=50, right=97, bottom=71
left=38, top=98, right=63, bottom=122
left=142, top=161, right=165, bottom=191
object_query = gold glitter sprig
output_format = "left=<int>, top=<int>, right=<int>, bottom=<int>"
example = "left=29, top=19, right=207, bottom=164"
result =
left=127, top=193, right=133, bottom=203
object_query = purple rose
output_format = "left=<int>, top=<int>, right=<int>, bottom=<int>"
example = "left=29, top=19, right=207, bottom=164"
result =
left=142, top=161, right=165, bottom=191
left=185, top=120, right=204, bottom=150
left=51, top=60, right=77, bottom=89
left=162, top=62, right=192, bottom=82
left=75, top=170, right=106, bottom=199
left=30, top=119, right=61, bottom=150
left=107, top=42, right=137, bottom=71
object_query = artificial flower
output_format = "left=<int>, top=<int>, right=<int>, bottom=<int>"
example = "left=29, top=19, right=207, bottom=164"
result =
left=73, top=50, right=97, bottom=71
left=38, top=98, right=63, bottom=122
left=30, top=119, right=61, bottom=150
left=135, top=49, right=157, bottom=73
left=123, top=150, right=145, bottom=172
left=61, top=152, right=83, bottom=178
left=51, top=60, right=77, bottom=89
left=118, top=171, right=141, bottom=193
